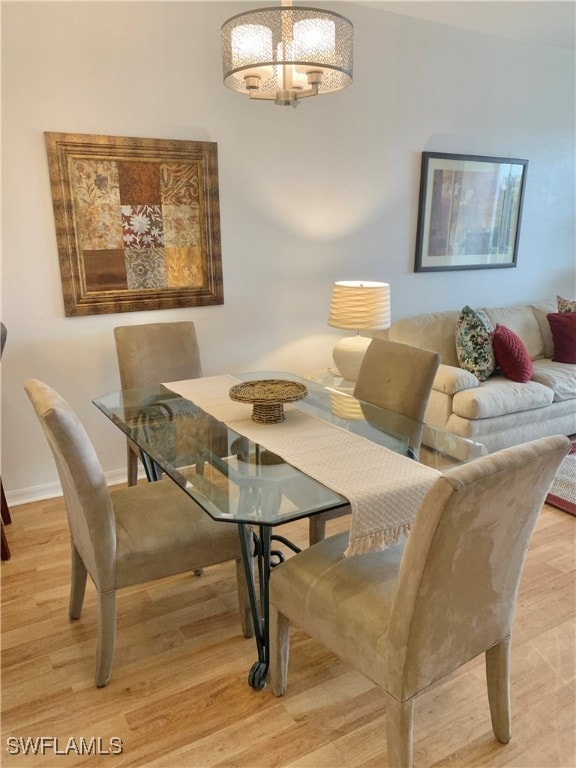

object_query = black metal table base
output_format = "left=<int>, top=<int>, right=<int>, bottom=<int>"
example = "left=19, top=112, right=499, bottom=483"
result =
left=140, top=450, right=163, bottom=482
left=238, top=523, right=301, bottom=689
left=141, top=443, right=302, bottom=691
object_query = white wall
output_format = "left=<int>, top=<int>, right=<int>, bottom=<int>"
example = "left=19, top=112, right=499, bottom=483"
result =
left=2, top=1, right=575, bottom=502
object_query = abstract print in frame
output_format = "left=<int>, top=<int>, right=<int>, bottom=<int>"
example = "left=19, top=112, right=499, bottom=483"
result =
left=414, top=152, right=528, bottom=272
left=45, top=132, right=224, bottom=316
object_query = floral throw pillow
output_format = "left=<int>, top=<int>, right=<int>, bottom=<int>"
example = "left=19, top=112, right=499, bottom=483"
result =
left=557, top=295, right=576, bottom=313
left=455, top=305, right=495, bottom=381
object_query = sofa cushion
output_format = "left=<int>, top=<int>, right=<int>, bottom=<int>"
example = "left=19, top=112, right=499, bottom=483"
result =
left=492, top=324, right=533, bottom=383
left=455, top=306, right=495, bottom=381
left=482, top=305, right=545, bottom=360
left=446, top=399, right=576, bottom=450
left=548, top=312, right=576, bottom=364
left=531, top=302, right=556, bottom=358
left=452, top=376, right=554, bottom=420
left=388, top=310, right=460, bottom=366
left=433, top=364, right=479, bottom=395
left=531, top=359, right=576, bottom=402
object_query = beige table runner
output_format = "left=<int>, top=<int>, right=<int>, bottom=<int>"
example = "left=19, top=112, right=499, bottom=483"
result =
left=164, top=376, right=440, bottom=556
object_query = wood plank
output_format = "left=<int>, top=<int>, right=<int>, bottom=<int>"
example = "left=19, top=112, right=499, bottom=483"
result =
left=1, top=499, right=574, bottom=767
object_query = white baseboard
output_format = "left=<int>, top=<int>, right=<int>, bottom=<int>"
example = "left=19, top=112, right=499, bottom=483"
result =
left=5, top=468, right=140, bottom=507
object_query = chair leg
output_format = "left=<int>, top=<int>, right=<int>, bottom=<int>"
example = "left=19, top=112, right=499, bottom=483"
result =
left=385, top=694, right=414, bottom=768
left=95, top=590, right=117, bottom=687
left=309, top=516, right=326, bottom=546
left=127, top=441, right=139, bottom=487
left=1, top=480, right=12, bottom=560
left=486, top=637, right=512, bottom=744
left=1, top=480, right=12, bottom=524
left=269, top=605, right=291, bottom=696
left=235, top=557, right=254, bottom=639
left=69, top=543, right=88, bottom=619
left=1, top=523, right=10, bottom=561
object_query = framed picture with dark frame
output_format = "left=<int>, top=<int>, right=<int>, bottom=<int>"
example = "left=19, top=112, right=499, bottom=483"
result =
left=414, top=152, right=528, bottom=273
left=45, top=132, right=224, bottom=316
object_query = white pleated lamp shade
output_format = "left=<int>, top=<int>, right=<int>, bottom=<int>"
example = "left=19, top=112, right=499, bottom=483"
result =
left=328, top=281, right=391, bottom=330
left=328, top=281, right=391, bottom=382
left=329, top=390, right=364, bottom=420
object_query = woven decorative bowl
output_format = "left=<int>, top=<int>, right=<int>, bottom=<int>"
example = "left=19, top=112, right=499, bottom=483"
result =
left=229, top=379, right=308, bottom=424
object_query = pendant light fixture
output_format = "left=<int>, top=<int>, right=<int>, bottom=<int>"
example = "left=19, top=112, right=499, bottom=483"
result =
left=221, top=0, right=353, bottom=107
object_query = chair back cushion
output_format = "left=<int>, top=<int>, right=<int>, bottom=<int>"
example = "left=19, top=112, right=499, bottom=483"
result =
left=354, top=338, right=441, bottom=421
left=386, top=434, right=570, bottom=701
left=353, top=339, right=441, bottom=454
left=24, top=379, right=116, bottom=590
left=114, top=321, right=202, bottom=389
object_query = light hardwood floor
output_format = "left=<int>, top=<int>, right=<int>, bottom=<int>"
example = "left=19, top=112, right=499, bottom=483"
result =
left=1, top=495, right=574, bottom=768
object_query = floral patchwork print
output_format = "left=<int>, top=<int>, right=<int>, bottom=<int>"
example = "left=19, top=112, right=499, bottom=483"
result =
left=125, top=248, right=167, bottom=289
left=165, top=247, right=204, bottom=288
left=121, top=205, right=164, bottom=248
left=162, top=204, right=201, bottom=248
left=160, top=163, right=199, bottom=206
left=455, top=305, right=495, bottom=381
left=70, top=156, right=207, bottom=292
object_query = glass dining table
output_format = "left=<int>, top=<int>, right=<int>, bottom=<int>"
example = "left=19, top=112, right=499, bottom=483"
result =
left=93, top=370, right=485, bottom=689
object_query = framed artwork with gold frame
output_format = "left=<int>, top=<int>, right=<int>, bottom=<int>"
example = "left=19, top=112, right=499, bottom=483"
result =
left=45, top=132, right=224, bottom=316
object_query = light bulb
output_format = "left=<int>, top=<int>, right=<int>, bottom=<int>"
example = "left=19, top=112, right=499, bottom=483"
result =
left=293, top=18, right=335, bottom=59
left=231, top=24, right=273, bottom=81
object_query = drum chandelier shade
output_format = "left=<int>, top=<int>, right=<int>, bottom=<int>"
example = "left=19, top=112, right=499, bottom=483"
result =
left=221, top=3, right=353, bottom=107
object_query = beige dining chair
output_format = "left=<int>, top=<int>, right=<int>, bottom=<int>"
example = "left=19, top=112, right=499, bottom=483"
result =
left=309, top=338, right=441, bottom=545
left=24, top=378, right=252, bottom=687
left=113, top=321, right=203, bottom=485
left=270, top=434, right=569, bottom=768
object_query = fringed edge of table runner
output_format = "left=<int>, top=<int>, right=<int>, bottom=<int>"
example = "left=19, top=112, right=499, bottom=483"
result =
left=344, top=522, right=413, bottom=557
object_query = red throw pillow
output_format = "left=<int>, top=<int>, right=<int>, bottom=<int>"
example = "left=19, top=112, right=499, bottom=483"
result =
left=547, top=312, right=576, bottom=364
left=492, top=324, right=533, bottom=382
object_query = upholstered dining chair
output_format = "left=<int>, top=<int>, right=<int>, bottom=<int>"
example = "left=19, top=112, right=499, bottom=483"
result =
left=113, top=321, right=203, bottom=485
left=309, top=338, right=441, bottom=545
left=24, top=378, right=252, bottom=687
left=1, top=322, right=11, bottom=561
left=270, top=435, right=570, bottom=768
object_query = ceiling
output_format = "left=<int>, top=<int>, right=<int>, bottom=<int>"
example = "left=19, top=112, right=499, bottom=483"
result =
left=358, top=1, right=575, bottom=51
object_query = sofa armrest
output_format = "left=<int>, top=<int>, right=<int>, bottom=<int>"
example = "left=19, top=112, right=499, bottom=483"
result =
left=433, top=364, right=479, bottom=395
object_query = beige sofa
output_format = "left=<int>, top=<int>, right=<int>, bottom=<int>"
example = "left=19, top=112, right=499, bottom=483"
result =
left=385, top=302, right=576, bottom=453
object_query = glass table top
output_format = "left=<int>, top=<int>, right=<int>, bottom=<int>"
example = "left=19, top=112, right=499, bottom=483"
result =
left=93, top=371, right=485, bottom=527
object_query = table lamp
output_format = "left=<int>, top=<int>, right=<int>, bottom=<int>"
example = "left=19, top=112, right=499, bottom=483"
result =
left=328, top=281, right=391, bottom=382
